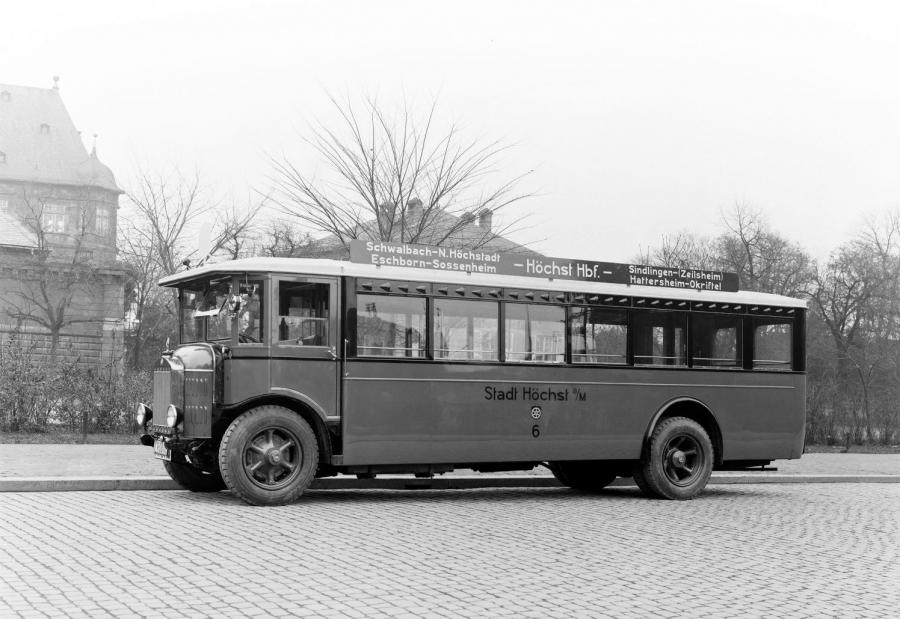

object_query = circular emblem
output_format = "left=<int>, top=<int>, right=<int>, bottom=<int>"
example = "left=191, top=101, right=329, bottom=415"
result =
left=530, top=406, right=542, bottom=420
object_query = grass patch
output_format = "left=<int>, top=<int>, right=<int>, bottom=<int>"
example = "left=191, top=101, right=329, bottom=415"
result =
left=804, top=443, right=900, bottom=454
left=0, top=431, right=139, bottom=445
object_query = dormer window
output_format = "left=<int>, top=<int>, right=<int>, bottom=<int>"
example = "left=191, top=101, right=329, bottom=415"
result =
left=40, top=123, right=50, bottom=135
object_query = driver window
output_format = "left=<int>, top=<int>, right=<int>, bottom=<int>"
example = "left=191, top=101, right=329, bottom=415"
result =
left=277, top=282, right=330, bottom=346
left=237, top=281, right=264, bottom=344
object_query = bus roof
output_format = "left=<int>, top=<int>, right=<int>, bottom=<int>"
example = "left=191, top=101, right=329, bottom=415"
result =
left=160, top=257, right=807, bottom=309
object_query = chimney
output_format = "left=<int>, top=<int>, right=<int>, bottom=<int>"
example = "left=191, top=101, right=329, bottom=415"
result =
left=478, top=208, right=493, bottom=232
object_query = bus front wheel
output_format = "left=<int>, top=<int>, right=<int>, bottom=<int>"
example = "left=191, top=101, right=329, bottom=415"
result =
left=218, top=405, right=319, bottom=506
left=635, top=416, right=713, bottom=500
left=549, top=461, right=617, bottom=492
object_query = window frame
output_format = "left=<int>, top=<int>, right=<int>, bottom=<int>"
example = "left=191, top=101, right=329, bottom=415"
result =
left=354, top=293, right=428, bottom=359
left=272, top=276, right=339, bottom=359
left=568, top=305, right=629, bottom=365
left=690, top=312, right=743, bottom=370
left=433, top=297, right=500, bottom=361
left=631, top=309, right=689, bottom=367
left=503, top=301, right=567, bottom=364
left=750, top=316, right=794, bottom=371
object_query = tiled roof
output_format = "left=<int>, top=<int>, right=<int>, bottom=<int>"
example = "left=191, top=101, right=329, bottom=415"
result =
left=0, top=83, right=120, bottom=193
left=0, top=209, right=38, bottom=249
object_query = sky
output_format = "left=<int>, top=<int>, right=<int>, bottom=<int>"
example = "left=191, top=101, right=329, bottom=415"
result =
left=3, top=0, right=900, bottom=263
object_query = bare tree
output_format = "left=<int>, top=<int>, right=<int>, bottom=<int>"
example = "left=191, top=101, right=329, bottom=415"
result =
left=717, top=204, right=813, bottom=297
left=637, top=232, right=720, bottom=270
left=5, top=190, right=106, bottom=353
left=270, top=95, right=533, bottom=253
left=810, top=212, right=900, bottom=443
left=120, top=168, right=262, bottom=367
left=251, top=219, right=325, bottom=258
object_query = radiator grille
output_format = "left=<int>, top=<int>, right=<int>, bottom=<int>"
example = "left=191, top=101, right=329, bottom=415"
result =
left=184, top=370, right=213, bottom=437
left=152, top=368, right=172, bottom=424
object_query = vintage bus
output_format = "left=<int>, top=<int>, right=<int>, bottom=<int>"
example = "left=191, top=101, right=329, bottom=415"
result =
left=136, top=246, right=806, bottom=505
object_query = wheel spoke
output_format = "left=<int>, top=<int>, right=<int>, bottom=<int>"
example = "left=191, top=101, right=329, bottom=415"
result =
left=682, top=448, right=697, bottom=457
left=279, top=440, right=295, bottom=454
left=248, top=460, right=263, bottom=474
left=280, top=460, right=295, bottom=473
left=266, top=469, right=275, bottom=485
left=248, top=443, right=266, bottom=455
left=266, top=429, right=275, bottom=448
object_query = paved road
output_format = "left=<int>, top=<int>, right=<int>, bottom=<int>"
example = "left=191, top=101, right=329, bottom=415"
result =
left=1, top=485, right=897, bottom=618
left=2, top=444, right=899, bottom=477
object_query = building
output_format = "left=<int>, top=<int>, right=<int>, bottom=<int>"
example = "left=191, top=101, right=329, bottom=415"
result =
left=308, top=198, right=540, bottom=259
left=0, top=79, right=126, bottom=365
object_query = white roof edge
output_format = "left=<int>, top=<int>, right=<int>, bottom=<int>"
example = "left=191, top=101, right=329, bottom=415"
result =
left=159, top=257, right=807, bottom=309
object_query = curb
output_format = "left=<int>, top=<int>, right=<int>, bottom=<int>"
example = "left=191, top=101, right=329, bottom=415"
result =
left=1, top=474, right=899, bottom=492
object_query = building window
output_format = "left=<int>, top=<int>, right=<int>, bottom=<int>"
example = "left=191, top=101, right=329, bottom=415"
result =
left=40, top=123, right=50, bottom=135
left=1, top=91, right=10, bottom=102
left=42, top=204, right=66, bottom=233
left=0, top=198, right=8, bottom=212
left=0, top=151, right=6, bottom=164
left=95, top=207, right=111, bottom=236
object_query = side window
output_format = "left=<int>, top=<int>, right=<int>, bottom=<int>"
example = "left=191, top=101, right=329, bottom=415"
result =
left=753, top=319, right=792, bottom=370
left=357, top=294, right=426, bottom=357
left=692, top=314, right=741, bottom=368
left=277, top=282, right=329, bottom=346
left=570, top=307, right=627, bottom=364
left=434, top=299, right=499, bottom=361
left=633, top=310, right=687, bottom=366
left=505, top=303, right=565, bottom=363
left=237, top=280, right=264, bottom=344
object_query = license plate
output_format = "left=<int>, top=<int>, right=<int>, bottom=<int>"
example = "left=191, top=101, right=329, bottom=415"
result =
left=153, top=438, right=171, bottom=461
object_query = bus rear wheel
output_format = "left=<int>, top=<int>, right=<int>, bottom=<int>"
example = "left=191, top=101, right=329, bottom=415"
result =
left=549, top=461, right=617, bottom=492
left=636, top=416, right=713, bottom=500
left=163, top=460, right=226, bottom=492
left=218, top=405, right=319, bottom=506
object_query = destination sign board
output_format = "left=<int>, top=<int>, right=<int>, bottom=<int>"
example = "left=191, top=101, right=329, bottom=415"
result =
left=349, top=240, right=739, bottom=292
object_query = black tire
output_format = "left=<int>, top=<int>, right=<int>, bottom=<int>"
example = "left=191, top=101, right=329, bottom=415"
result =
left=163, top=460, right=226, bottom=492
left=630, top=465, right=660, bottom=498
left=549, top=461, right=617, bottom=492
left=636, top=416, right=713, bottom=500
left=218, top=405, right=319, bottom=506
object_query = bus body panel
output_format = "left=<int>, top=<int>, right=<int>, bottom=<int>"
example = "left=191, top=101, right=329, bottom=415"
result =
left=341, top=361, right=805, bottom=466
left=224, top=357, right=338, bottom=422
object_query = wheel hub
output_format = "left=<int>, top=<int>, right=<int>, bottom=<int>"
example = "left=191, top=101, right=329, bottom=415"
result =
left=671, top=450, right=686, bottom=467
left=266, top=449, right=282, bottom=465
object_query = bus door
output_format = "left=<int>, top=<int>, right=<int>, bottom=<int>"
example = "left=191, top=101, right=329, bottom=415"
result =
left=269, top=276, right=341, bottom=424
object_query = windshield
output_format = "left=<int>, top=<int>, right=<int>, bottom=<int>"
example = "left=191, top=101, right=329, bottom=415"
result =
left=180, top=277, right=232, bottom=343
left=178, top=276, right=264, bottom=344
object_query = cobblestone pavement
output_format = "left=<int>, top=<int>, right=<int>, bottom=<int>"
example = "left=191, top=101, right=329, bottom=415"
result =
left=1, top=485, right=897, bottom=618
left=1, top=444, right=899, bottom=477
